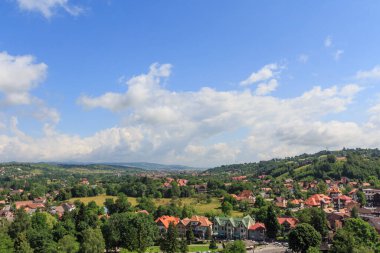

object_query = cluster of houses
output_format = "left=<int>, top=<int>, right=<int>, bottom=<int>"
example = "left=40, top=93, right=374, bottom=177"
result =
left=154, top=214, right=299, bottom=242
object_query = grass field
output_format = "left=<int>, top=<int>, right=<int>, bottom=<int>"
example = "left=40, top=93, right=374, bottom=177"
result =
left=70, top=195, right=243, bottom=217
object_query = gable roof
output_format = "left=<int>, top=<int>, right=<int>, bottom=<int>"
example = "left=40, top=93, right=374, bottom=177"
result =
left=214, top=215, right=255, bottom=228
left=278, top=217, right=298, bottom=228
left=155, top=215, right=180, bottom=229
left=249, top=222, right=266, bottom=231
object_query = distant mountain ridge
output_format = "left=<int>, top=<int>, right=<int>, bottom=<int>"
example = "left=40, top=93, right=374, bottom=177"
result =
left=106, top=162, right=202, bottom=171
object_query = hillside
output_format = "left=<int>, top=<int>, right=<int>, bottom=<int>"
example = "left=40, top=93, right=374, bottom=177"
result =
left=206, top=148, right=380, bottom=180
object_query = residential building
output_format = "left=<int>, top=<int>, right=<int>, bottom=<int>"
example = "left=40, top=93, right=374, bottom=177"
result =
left=213, top=215, right=255, bottom=240
left=248, top=223, right=266, bottom=241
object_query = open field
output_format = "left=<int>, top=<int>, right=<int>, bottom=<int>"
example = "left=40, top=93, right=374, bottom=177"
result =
left=70, top=195, right=243, bottom=217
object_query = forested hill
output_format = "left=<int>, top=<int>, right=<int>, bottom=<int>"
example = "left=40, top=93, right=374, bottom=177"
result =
left=206, top=148, right=380, bottom=181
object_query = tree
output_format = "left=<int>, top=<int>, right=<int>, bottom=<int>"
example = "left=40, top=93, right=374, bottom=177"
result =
left=254, top=195, right=266, bottom=208
left=0, top=230, right=14, bottom=253
left=180, top=238, right=188, bottom=253
left=350, top=206, right=359, bottom=218
left=222, top=240, right=246, bottom=253
left=205, top=226, right=212, bottom=240
left=288, top=224, right=321, bottom=253
left=102, top=212, right=158, bottom=253
left=346, top=218, right=379, bottom=245
left=8, top=208, right=31, bottom=239
left=186, top=229, right=194, bottom=244
left=309, top=208, right=328, bottom=237
left=306, top=247, right=320, bottom=253
left=264, top=205, right=280, bottom=239
left=81, top=228, right=105, bottom=253
left=330, top=229, right=356, bottom=253
left=136, top=197, right=155, bottom=214
left=221, top=202, right=233, bottom=215
left=160, top=222, right=179, bottom=253
left=58, top=235, right=80, bottom=253
left=357, top=191, right=366, bottom=207
left=14, top=232, right=33, bottom=253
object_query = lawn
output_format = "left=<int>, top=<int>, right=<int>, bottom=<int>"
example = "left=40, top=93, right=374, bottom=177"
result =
left=69, top=195, right=243, bottom=217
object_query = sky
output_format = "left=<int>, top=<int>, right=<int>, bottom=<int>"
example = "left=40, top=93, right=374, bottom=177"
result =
left=1, top=0, right=380, bottom=167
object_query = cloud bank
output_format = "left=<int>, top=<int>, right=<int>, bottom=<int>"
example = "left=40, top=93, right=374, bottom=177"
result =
left=2, top=55, right=380, bottom=167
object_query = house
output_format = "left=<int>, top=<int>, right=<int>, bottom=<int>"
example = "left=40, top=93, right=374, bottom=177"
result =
left=278, top=217, right=298, bottom=232
left=33, top=197, right=47, bottom=204
left=248, top=223, right=266, bottom=241
left=15, top=201, right=45, bottom=210
left=326, top=212, right=349, bottom=231
left=304, top=194, right=331, bottom=208
left=0, top=209, right=14, bottom=222
left=194, top=184, right=207, bottom=194
left=333, top=195, right=354, bottom=210
left=80, top=178, right=90, bottom=185
left=232, top=176, right=247, bottom=181
left=231, top=190, right=256, bottom=204
left=274, top=197, right=287, bottom=208
left=363, top=189, right=380, bottom=207
left=328, top=187, right=341, bottom=198
left=155, top=216, right=180, bottom=233
left=290, top=199, right=304, bottom=208
left=213, top=215, right=255, bottom=240
left=348, top=188, right=359, bottom=201
left=177, top=215, right=212, bottom=238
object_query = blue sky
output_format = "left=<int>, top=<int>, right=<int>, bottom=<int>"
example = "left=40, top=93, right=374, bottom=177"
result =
left=1, top=0, right=380, bottom=167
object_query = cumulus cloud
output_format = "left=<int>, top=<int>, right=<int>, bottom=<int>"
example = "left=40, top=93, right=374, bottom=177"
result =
left=0, top=51, right=47, bottom=105
left=0, top=51, right=59, bottom=126
left=240, top=64, right=278, bottom=86
left=0, top=61, right=376, bottom=167
left=255, top=79, right=278, bottom=96
left=356, top=65, right=380, bottom=80
left=16, top=0, right=83, bottom=18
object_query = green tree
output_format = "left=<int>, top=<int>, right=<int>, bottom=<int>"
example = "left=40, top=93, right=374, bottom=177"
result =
left=180, top=238, right=188, bottom=253
left=222, top=240, right=246, bottom=253
left=102, top=212, right=158, bottom=253
left=330, top=229, right=356, bottom=253
left=8, top=208, right=31, bottom=239
left=57, top=235, right=80, bottom=253
left=288, top=224, right=321, bottom=253
left=0, top=230, right=14, bottom=253
left=186, top=229, right=195, bottom=244
left=254, top=195, right=266, bottom=208
left=306, top=247, right=320, bottom=253
left=221, top=202, right=233, bottom=215
left=136, top=197, right=156, bottom=214
left=264, top=205, right=280, bottom=239
left=14, top=232, right=33, bottom=253
left=350, top=206, right=359, bottom=218
left=357, top=191, right=367, bottom=207
left=160, top=222, right=179, bottom=253
left=80, top=228, right=105, bottom=253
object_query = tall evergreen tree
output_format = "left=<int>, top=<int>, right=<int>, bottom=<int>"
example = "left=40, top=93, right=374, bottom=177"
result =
left=160, top=222, right=179, bottom=253
left=264, top=205, right=280, bottom=239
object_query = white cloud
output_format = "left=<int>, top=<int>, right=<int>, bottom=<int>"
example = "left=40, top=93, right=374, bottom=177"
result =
left=334, top=49, right=344, bottom=61
left=240, top=64, right=278, bottom=86
left=0, top=62, right=376, bottom=167
left=0, top=51, right=59, bottom=125
left=16, top=0, right=83, bottom=18
left=0, top=51, right=47, bottom=105
left=356, top=65, right=380, bottom=80
left=255, top=79, right=278, bottom=95
left=325, top=36, right=332, bottom=48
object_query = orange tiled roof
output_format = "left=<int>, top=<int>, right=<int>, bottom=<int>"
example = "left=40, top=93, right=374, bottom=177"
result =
left=249, top=222, right=266, bottom=231
left=278, top=217, right=298, bottom=228
left=155, top=216, right=180, bottom=229
left=189, top=215, right=212, bottom=227
left=304, top=194, right=331, bottom=207
left=15, top=201, right=45, bottom=209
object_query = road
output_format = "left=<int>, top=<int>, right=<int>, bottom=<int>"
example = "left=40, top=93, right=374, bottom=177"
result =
left=252, top=245, right=287, bottom=253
